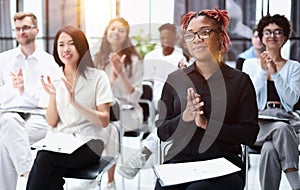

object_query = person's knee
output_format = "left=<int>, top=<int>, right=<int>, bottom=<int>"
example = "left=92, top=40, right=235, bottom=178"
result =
left=0, top=113, right=22, bottom=125
left=261, top=141, right=277, bottom=157
left=35, top=151, right=53, bottom=165
left=273, top=122, right=292, bottom=135
left=26, top=127, right=47, bottom=145
left=0, top=113, right=25, bottom=137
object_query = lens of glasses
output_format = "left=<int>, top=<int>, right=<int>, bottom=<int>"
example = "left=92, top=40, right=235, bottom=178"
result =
left=183, top=33, right=195, bottom=41
left=199, top=30, right=210, bottom=38
left=273, top=30, right=283, bottom=36
left=263, top=31, right=270, bottom=36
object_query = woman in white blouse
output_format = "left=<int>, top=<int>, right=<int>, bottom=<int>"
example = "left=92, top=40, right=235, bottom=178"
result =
left=26, top=25, right=114, bottom=190
left=94, top=17, right=143, bottom=189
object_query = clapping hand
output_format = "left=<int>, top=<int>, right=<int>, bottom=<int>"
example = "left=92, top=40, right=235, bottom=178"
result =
left=260, top=51, right=277, bottom=74
left=10, top=69, right=24, bottom=94
left=109, top=53, right=126, bottom=75
left=182, top=87, right=207, bottom=129
left=41, top=75, right=56, bottom=96
left=61, top=78, right=75, bottom=104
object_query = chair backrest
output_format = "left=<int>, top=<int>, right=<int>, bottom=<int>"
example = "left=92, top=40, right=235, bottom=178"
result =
left=109, top=98, right=122, bottom=155
left=110, top=98, right=121, bottom=122
left=139, top=80, right=153, bottom=122
left=123, top=82, right=155, bottom=137
left=159, top=140, right=173, bottom=164
left=141, top=80, right=153, bottom=101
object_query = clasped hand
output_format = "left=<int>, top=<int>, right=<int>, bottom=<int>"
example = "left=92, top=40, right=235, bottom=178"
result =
left=260, top=51, right=277, bottom=74
left=182, top=87, right=207, bottom=129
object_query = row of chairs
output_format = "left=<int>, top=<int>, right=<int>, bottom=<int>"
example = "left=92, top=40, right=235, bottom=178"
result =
left=64, top=80, right=300, bottom=190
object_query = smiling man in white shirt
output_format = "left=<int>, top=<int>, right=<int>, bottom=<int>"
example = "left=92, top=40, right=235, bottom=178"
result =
left=0, top=12, right=60, bottom=190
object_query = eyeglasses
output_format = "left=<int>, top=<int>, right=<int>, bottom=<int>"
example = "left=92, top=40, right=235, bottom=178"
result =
left=183, top=29, right=219, bottom=42
left=12, top=25, right=37, bottom=33
left=262, top=29, right=283, bottom=37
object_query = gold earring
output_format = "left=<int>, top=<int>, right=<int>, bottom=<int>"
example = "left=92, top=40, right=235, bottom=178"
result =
left=218, top=51, right=223, bottom=63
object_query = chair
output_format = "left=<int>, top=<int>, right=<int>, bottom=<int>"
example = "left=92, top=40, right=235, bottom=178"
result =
left=138, top=80, right=156, bottom=137
left=123, top=80, right=155, bottom=138
left=64, top=99, right=122, bottom=190
left=159, top=140, right=173, bottom=164
left=121, top=80, right=155, bottom=162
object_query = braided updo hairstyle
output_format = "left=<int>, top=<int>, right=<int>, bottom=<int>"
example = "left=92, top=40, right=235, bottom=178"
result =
left=181, top=8, right=231, bottom=53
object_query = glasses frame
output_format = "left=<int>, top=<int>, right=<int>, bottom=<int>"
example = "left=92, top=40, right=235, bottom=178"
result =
left=12, top=25, right=37, bottom=33
left=183, top=29, right=219, bottom=42
left=262, top=29, right=283, bottom=37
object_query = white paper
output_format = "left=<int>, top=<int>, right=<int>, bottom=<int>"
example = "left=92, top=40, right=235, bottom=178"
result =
left=31, top=132, right=85, bottom=154
left=153, top=157, right=241, bottom=187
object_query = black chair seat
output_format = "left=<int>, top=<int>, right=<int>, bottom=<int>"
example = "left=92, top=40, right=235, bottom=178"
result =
left=248, top=145, right=262, bottom=154
left=248, top=144, right=300, bottom=154
left=124, top=130, right=141, bottom=137
left=124, top=130, right=151, bottom=139
left=64, top=156, right=114, bottom=179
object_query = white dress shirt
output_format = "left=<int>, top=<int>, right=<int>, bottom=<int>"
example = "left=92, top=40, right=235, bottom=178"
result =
left=0, top=46, right=61, bottom=112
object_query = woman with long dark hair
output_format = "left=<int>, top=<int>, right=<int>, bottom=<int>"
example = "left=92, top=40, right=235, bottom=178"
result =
left=94, top=17, right=144, bottom=189
left=26, top=25, right=114, bottom=190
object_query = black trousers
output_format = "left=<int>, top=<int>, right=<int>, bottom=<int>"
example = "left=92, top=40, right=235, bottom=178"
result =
left=154, top=171, right=244, bottom=190
left=26, top=139, right=104, bottom=190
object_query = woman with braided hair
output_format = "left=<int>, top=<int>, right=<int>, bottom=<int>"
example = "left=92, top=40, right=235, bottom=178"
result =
left=155, top=8, right=259, bottom=190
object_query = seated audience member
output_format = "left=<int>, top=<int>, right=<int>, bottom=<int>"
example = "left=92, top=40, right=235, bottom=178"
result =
left=0, top=12, right=60, bottom=190
left=155, top=8, right=259, bottom=190
left=118, top=23, right=187, bottom=179
left=26, top=25, right=114, bottom=190
left=143, top=23, right=188, bottom=109
left=243, top=14, right=300, bottom=190
left=93, top=17, right=143, bottom=189
left=236, top=26, right=265, bottom=70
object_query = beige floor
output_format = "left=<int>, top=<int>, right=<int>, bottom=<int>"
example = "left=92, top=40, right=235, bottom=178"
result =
left=17, top=137, right=294, bottom=190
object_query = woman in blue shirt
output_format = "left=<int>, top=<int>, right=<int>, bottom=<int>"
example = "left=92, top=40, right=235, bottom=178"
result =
left=243, top=14, right=300, bottom=190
